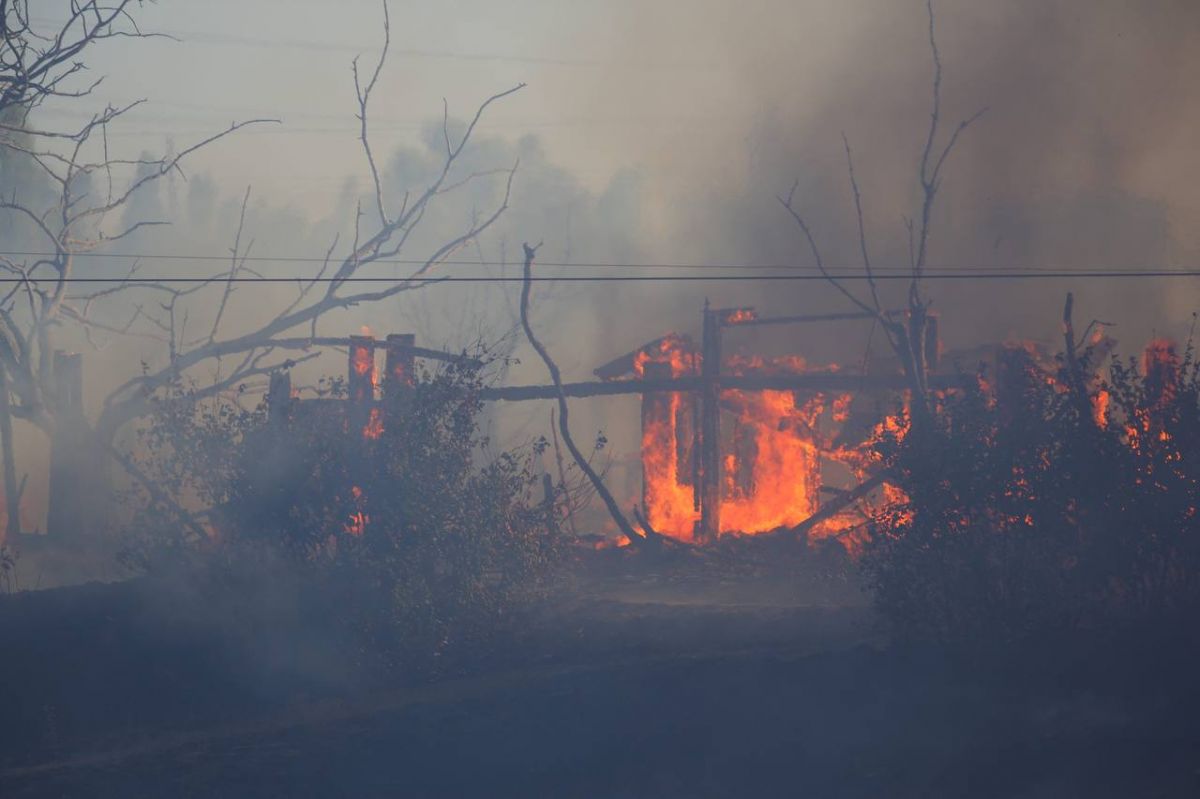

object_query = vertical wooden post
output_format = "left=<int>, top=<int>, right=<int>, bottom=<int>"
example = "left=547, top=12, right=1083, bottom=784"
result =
left=674, top=389, right=695, bottom=490
left=383, top=333, right=415, bottom=438
left=348, top=335, right=375, bottom=437
left=348, top=335, right=376, bottom=403
left=384, top=334, right=415, bottom=394
left=698, top=301, right=722, bottom=542
left=0, top=364, right=20, bottom=538
left=691, top=390, right=702, bottom=515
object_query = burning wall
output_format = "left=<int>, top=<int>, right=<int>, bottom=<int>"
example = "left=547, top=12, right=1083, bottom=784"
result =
left=632, top=334, right=876, bottom=544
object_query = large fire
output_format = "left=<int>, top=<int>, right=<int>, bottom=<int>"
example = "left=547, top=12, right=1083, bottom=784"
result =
left=634, top=336, right=882, bottom=544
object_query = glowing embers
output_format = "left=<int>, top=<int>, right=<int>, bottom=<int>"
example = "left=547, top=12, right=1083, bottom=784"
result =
left=348, top=333, right=377, bottom=404
left=347, top=332, right=416, bottom=440
left=721, top=307, right=758, bottom=326
left=636, top=335, right=872, bottom=543
left=362, top=407, right=384, bottom=440
left=717, top=389, right=823, bottom=535
left=1093, top=389, right=1111, bottom=429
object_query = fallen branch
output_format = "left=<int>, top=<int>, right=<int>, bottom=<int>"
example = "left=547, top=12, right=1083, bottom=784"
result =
left=784, top=471, right=890, bottom=539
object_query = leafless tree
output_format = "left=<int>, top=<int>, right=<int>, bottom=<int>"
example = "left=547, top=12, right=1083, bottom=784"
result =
left=0, top=1, right=256, bottom=536
left=779, top=0, right=984, bottom=427
left=0, top=1, right=524, bottom=534
left=519, top=241, right=654, bottom=546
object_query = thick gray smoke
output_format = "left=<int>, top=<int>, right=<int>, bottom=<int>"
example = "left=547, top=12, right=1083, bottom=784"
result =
left=8, top=0, right=1200, bottom=541
left=628, top=0, right=1200, bottom=354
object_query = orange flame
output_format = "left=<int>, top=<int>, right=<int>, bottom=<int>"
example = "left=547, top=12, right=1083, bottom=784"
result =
left=594, top=534, right=633, bottom=550
left=352, top=348, right=375, bottom=380
left=1093, top=389, right=1110, bottom=429
left=636, top=335, right=887, bottom=547
left=363, top=407, right=384, bottom=439
left=722, top=307, right=758, bottom=325
left=717, top=389, right=822, bottom=534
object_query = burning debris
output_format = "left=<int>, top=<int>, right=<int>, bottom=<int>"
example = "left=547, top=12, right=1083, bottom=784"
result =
left=597, top=302, right=923, bottom=548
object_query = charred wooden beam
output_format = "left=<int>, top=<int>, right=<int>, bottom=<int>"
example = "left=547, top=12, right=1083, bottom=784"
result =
left=721, top=309, right=906, bottom=328
left=698, top=301, right=721, bottom=543
left=592, top=335, right=695, bottom=380
left=676, top=388, right=697, bottom=490
left=348, top=335, right=376, bottom=404
left=783, top=471, right=890, bottom=540
left=385, top=334, right=416, bottom=394
left=202, top=337, right=480, bottom=367
left=480, top=372, right=969, bottom=401
left=385, top=334, right=416, bottom=389
left=382, top=333, right=416, bottom=438
left=348, top=335, right=375, bottom=439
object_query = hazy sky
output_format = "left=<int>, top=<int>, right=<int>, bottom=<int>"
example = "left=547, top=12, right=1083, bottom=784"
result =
left=12, top=0, right=1200, bottom=527
left=38, top=0, right=742, bottom=212
left=29, top=0, right=1200, bottom=349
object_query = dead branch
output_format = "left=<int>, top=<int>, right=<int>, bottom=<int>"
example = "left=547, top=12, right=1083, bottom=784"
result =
left=548, top=407, right=579, bottom=537
left=786, top=471, right=889, bottom=539
left=777, top=0, right=983, bottom=432
left=1061, top=292, right=1097, bottom=424
left=842, top=133, right=884, bottom=316
left=519, top=241, right=647, bottom=545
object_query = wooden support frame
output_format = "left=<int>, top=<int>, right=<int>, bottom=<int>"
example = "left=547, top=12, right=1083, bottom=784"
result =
left=480, top=372, right=967, bottom=401
left=385, top=334, right=416, bottom=396
left=348, top=335, right=376, bottom=404
left=698, top=301, right=722, bottom=543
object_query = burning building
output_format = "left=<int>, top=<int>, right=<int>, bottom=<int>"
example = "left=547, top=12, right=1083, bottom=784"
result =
left=589, top=301, right=949, bottom=547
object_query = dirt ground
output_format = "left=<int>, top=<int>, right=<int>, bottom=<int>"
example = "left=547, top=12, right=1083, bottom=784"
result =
left=2, top=548, right=1198, bottom=798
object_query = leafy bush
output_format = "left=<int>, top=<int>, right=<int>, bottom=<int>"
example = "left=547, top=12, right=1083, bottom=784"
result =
left=864, top=340, right=1200, bottom=644
left=124, top=359, right=563, bottom=663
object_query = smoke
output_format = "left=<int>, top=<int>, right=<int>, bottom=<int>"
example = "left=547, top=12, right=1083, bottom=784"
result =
left=71, top=0, right=1200, bottom=397
left=9, top=0, right=1200, bottom=545
left=622, top=0, right=1200, bottom=351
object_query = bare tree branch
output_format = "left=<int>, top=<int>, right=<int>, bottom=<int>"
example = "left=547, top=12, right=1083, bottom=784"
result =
left=519, top=241, right=648, bottom=545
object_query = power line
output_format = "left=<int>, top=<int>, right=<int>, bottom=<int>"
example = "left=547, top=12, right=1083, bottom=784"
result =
left=3, top=251, right=1200, bottom=276
left=4, top=271, right=1200, bottom=284
left=29, top=17, right=709, bottom=70
left=35, top=107, right=712, bottom=134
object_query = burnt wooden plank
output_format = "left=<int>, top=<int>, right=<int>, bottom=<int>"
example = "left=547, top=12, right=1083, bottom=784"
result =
left=479, top=372, right=969, bottom=401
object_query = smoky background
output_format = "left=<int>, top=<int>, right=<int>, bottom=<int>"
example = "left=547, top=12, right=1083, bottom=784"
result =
left=4, top=0, right=1199, bottom=536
